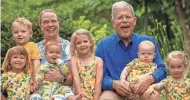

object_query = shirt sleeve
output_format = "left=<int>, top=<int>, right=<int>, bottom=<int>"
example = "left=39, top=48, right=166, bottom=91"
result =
left=95, top=41, right=114, bottom=91
left=31, top=43, right=41, bottom=59
left=152, top=39, right=167, bottom=83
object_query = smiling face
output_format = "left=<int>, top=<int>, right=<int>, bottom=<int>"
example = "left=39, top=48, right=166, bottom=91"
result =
left=40, top=11, right=59, bottom=39
left=10, top=54, right=26, bottom=73
left=45, top=45, right=62, bottom=64
left=168, top=58, right=185, bottom=80
left=112, top=7, right=136, bottom=41
left=75, top=34, right=92, bottom=56
left=12, top=23, right=32, bottom=46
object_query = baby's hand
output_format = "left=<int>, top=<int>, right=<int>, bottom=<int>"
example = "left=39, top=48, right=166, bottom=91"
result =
left=144, top=86, right=155, bottom=98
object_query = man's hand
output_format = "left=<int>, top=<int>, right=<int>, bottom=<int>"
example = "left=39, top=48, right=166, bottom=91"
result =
left=134, top=74, right=155, bottom=95
left=113, top=80, right=132, bottom=96
left=44, top=69, right=63, bottom=82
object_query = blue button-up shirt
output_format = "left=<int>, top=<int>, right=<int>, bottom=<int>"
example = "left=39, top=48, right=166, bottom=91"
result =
left=95, top=33, right=166, bottom=91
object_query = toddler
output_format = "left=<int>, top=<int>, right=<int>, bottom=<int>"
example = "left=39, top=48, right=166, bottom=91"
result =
left=145, top=51, right=190, bottom=100
left=1, top=46, right=32, bottom=99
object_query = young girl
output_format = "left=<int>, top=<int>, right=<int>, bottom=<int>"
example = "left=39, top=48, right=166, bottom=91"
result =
left=2, top=17, right=41, bottom=85
left=145, top=51, right=190, bottom=100
left=70, top=29, right=103, bottom=100
left=1, top=46, right=32, bottom=99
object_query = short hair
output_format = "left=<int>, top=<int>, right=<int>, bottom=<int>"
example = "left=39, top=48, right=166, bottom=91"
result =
left=138, top=40, right=155, bottom=51
left=39, top=9, right=59, bottom=25
left=45, top=41, right=62, bottom=52
left=166, top=51, right=189, bottom=67
left=112, top=1, right=135, bottom=20
left=12, top=17, right=33, bottom=35
left=70, top=29, right=95, bottom=56
left=2, top=46, right=30, bottom=73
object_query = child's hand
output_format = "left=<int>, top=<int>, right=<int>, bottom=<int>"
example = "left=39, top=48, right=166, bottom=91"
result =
left=30, top=82, right=37, bottom=92
left=144, top=86, right=155, bottom=98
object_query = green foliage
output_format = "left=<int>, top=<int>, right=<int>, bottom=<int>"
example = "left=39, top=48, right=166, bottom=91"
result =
left=1, top=0, right=108, bottom=64
left=143, top=16, right=184, bottom=60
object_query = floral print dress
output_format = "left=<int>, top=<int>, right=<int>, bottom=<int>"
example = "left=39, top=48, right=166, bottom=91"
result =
left=36, top=62, right=73, bottom=100
left=78, top=56, right=96, bottom=100
left=162, top=76, right=190, bottom=100
left=126, top=58, right=157, bottom=83
left=0, top=71, right=31, bottom=100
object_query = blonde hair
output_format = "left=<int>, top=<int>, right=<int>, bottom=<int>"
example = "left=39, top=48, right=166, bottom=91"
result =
left=138, top=40, right=155, bottom=51
left=12, top=17, right=33, bottom=35
left=166, top=51, right=189, bottom=67
left=2, top=46, right=30, bottom=73
left=70, top=29, right=95, bottom=56
left=45, top=41, right=62, bottom=52
left=112, top=1, right=135, bottom=20
left=39, top=9, right=58, bottom=25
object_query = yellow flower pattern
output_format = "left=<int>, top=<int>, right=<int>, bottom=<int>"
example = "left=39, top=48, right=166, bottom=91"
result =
left=126, top=58, right=157, bottom=83
left=0, top=71, right=31, bottom=100
left=78, top=57, right=96, bottom=100
left=36, top=62, right=69, bottom=100
left=162, top=76, right=190, bottom=100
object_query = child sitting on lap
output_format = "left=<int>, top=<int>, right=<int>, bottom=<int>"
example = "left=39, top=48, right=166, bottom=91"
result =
left=120, top=40, right=157, bottom=99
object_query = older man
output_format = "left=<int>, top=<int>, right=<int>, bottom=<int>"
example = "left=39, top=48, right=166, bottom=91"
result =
left=96, top=1, right=166, bottom=100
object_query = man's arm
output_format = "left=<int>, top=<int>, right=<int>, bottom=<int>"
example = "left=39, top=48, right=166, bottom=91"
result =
left=152, top=39, right=167, bottom=83
left=95, top=41, right=113, bottom=91
left=96, top=40, right=132, bottom=96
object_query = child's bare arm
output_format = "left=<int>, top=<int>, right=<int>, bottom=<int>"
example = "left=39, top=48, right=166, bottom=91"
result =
left=93, top=57, right=103, bottom=100
left=32, top=59, right=40, bottom=82
left=70, top=56, right=82, bottom=95
left=145, top=82, right=165, bottom=97
left=152, top=82, right=165, bottom=92
left=120, top=66, right=130, bottom=81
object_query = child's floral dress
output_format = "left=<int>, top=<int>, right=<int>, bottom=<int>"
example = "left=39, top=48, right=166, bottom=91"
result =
left=162, top=76, right=190, bottom=100
left=0, top=71, right=31, bottom=100
left=78, top=56, right=96, bottom=100
left=36, top=62, right=73, bottom=100
left=126, top=58, right=157, bottom=83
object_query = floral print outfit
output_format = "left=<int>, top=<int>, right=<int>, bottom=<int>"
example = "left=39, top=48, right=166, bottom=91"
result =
left=36, top=62, right=73, bottom=100
left=0, top=71, right=31, bottom=100
left=162, top=76, right=190, bottom=100
left=78, top=56, right=96, bottom=100
left=126, top=58, right=157, bottom=83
